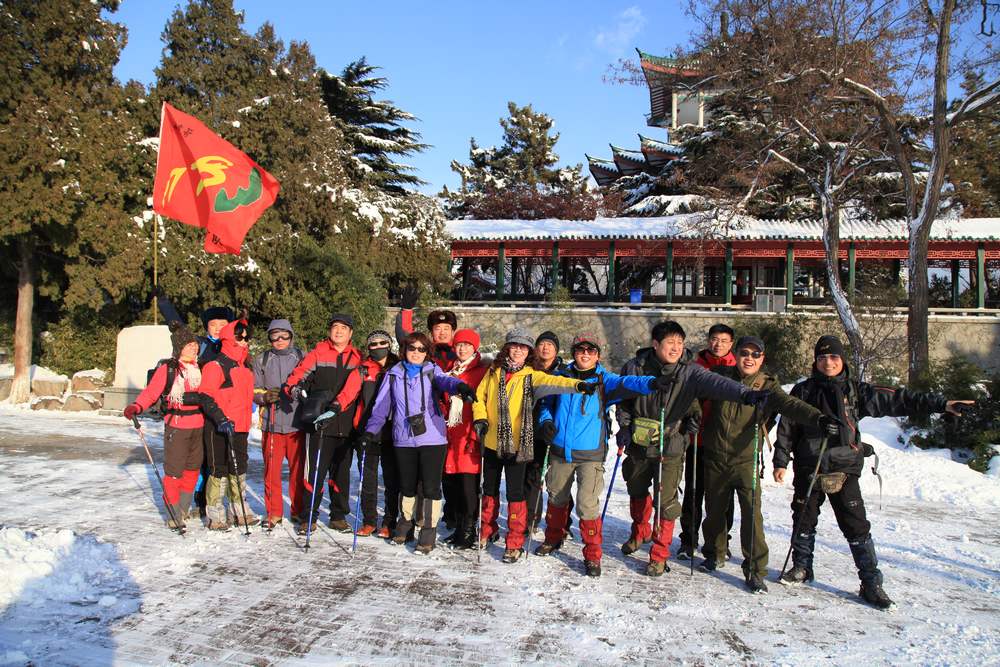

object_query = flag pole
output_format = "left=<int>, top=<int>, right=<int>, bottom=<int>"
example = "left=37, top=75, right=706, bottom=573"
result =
left=152, top=102, right=166, bottom=326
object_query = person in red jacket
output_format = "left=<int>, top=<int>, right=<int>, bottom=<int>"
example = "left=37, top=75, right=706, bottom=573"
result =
left=284, top=313, right=365, bottom=534
left=354, top=330, right=401, bottom=538
left=442, top=328, right=489, bottom=549
left=124, top=322, right=229, bottom=529
left=199, top=316, right=257, bottom=531
left=679, top=323, right=738, bottom=560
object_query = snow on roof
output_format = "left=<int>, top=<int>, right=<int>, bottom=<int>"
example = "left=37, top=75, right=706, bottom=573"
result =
left=446, top=215, right=1000, bottom=242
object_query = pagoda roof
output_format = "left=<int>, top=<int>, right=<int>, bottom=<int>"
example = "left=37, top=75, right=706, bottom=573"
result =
left=637, top=49, right=701, bottom=77
left=447, top=215, right=1000, bottom=243
left=610, top=144, right=649, bottom=176
left=585, top=154, right=621, bottom=187
left=639, top=134, right=684, bottom=158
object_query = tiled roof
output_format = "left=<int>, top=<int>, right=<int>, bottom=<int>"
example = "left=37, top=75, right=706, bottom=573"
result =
left=446, top=215, right=1000, bottom=242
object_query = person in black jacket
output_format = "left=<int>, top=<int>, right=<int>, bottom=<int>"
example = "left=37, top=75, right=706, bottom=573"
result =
left=774, top=335, right=973, bottom=609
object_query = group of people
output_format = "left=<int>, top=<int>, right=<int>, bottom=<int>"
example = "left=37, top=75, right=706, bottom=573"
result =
left=124, top=298, right=972, bottom=611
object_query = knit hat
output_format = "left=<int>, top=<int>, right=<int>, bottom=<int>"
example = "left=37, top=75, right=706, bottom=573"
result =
left=453, top=328, right=481, bottom=350
left=535, top=330, right=560, bottom=351
left=427, top=309, right=458, bottom=331
left=266, top=318, right=294, bottom=335
left=571, top=332, right=602, bottom=352
left=505, top=328, right=534, bottom=348
left=366, top=329, right=392, bottom=347
left=814, top=335, right=845, bottom=359
left=328, top=313, right=354, bottom=329
left=169, top=320, right=199, bottom=357
left=735, top=335, right=765, bottom=353
left=200, top=306, right=234, bottom=327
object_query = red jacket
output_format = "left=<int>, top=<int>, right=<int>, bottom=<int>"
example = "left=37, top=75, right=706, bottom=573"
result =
left=134, top=360, right=205, bottom=429
left=695, top=348, right=737, bottom=446
left=444, top=354, right=489, bottom=474
left=200, top=321, right=255, bottom=433
left=286, top=339, right=364, bottom=437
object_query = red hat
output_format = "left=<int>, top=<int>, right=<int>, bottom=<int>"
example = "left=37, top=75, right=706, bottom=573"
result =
left=571, top=332, right=602, bottom=351
left=453, top=328, right=480, bottom=350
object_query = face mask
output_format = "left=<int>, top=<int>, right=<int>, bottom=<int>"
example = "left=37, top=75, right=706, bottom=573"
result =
left=369, top=347, right=390, bottom=361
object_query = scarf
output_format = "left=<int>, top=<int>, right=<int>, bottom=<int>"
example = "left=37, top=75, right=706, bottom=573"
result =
left=446, top=355, right=478, bottom=427
left=168, top=361, right=201, bottom=405
left=496, top=366, right=534, bottom=462
left=810, top=367, right=857, bottom=451
left=402, top=360, right=423, bottom=378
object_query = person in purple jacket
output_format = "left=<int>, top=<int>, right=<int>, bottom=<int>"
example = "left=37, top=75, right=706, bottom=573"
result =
left=360, top=332, right=476, bottom=554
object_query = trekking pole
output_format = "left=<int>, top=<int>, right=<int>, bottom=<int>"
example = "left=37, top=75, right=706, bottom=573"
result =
left=476, top=440, right=487, bottom=564
left=131, top=416, right=185, bottom=537
left=652, top=407, right=666, bottom=539
left=690, top=429, right=698, bottom=578
left=747, top=407, right=760, bottom=583
left=263, top=401, right=277, bottom=533
left=225, top=431, right=251, bottom=537
left=351, top=442, right=367, bottom=557
left=776, top=436, right=829, bottom=581
left=524, top=446, right=553, bottom=563
left=600, top=446, right=624, bottom=522
left=304, top=429, right=325, bottom=553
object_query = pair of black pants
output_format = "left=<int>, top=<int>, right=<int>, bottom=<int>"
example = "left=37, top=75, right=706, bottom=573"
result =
left=358, top=438, right=400, bottom=526
left=301, top=433, right=352, bottom=522
left=395, top=444, right=447, bottom=499
left=482, top=448, right=527, bottom=502
left=679, top=443, right=735, bottom=551
left=442, top=473, right=461, bottom=524
left=450, top=472, right=480, bottom=527
left=206, top=431, right=248, bottom=477
left=790, top=468, right=871, bottom=568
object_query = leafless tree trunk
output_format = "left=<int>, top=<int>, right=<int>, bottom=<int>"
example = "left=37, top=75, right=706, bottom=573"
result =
left=10, top=237, right=34, bottom=404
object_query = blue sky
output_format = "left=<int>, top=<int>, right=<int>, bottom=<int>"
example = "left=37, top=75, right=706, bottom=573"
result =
left=111, top=1, right=697, bottom=194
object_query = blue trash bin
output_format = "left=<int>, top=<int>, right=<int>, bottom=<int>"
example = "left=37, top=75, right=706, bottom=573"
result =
left=629, top=288, right=643, bottom=304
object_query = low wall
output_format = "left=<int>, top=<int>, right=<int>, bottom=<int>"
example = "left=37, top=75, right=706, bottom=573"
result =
left=385, top=306, right=1000, bottom=375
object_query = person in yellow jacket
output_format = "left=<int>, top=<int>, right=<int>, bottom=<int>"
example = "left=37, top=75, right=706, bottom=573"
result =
left=472, top=328, right=594, bottom=562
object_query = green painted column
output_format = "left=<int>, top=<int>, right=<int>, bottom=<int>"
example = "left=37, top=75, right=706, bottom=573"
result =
left=724, top=243, right=733, bottom=304
left=951, top=260, right=961, bottom=308
left=607, top=240, right=616, bottom=303
left=977, top=244, right=986, bottom=309
left=666, top=242, right=674, bottom=304
left=848, top=242, right=856, bottom=300
left=496, top=242, right=505, bottom=301
left=550, top=241, right=560, bottom=291
left=785, top=244, right=795, bottom=307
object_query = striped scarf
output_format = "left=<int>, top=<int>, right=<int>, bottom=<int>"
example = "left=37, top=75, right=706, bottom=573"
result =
left=496, top=362, right=534, bottom=462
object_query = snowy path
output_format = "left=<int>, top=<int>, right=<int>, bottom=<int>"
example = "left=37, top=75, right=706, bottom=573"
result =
left=0, top=408, right=998, bottom=666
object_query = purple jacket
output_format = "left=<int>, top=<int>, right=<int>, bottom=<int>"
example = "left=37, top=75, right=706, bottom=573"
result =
left=364, top=361, right=463, bottom=448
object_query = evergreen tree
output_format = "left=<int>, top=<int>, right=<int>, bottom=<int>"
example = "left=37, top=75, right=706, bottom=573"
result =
left=443, top=102, right=593, bottom=219
left=320, top=58, right=428, bottom=194
left=0, top=0, right=145, bottom=400
left=950, top=70, right=1000, bottom=217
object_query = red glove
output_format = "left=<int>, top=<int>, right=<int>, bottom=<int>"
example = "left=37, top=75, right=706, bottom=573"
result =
left=123, top=404, right=140, bottom=420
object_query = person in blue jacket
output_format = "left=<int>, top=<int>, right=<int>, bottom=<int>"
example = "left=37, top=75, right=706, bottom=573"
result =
left=532, top=333, right=667, bottom=577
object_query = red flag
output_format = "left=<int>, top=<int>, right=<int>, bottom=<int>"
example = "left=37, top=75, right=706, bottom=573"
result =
left=152, top=102, right=279, bottom=255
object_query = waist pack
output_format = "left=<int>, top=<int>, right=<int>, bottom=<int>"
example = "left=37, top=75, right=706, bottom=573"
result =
left=632, top=416, right=662, bottom=448
left=817, top=471, right=847, bottom=494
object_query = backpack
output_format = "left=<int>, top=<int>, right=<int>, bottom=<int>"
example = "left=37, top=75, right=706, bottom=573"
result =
left=146, top=358, right=179, bottom=415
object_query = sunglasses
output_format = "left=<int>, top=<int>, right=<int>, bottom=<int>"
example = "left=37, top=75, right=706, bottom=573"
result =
left=268, top=333, right=292, bottom=342
left=574, top=345, right=599, bottom=355
left=235, top=334, right=250, bottom=342
left=406, top=345, right=427, bottom=353
left=738, top=349, right=763, bottom=359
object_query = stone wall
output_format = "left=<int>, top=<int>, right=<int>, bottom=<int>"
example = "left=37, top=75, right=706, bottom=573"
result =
left=384, top=306, right=1000, bottom=375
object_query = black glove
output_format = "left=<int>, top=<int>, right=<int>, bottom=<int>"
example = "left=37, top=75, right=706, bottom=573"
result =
left=473, top=419, right=488, bottom=441
left=400, top=285, right=419, bottom=309
left=681, top=414, right=700, bottom=436
left=455, top=382, right=477, bottom=403
left=358, top=432, right=376, bottom=450
left=742, top=390, right=770, bottom=408
left=577, top=381, right=598, bottom=395
left=818, top=414, right=841, bottom=436
left=263, top=388, right=281, bottom=405
left=538, top=420, right=557, bottom=445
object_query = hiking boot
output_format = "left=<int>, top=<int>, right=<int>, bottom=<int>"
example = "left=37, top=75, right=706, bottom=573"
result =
left=376, top=525, right=391, bottom=539
left=676, top=543, right=694, bottom=561
left=779, top=565, right=814, bottom=586
left=502, top=548, right=524, bottom=564
left=355, top=524, right=377, bottom=537
left=621, top=535, right=648, bottom=556
left=392, top=519, right=413, bottom=545
left=585, top=560, right=602, bottom=577
left=698, top=558, right=721, bottom=573
left=534, top=541, right=562, bottom=557
left=860, top=582, right=895, bottom=610
left=296, top=522, right=317, bottom=535
left=646, top=560, right=670, bottom=577
left=415, top=527, right=436, bottom=554
left=263, top=516, right=283, bottom=529
left=746, top=574, right=768, bottom=594
left=328, top=518, right=352, bottom=533
left=290, top=515, right=302, bottom=525
left=443, top=527, right=462, bottom=545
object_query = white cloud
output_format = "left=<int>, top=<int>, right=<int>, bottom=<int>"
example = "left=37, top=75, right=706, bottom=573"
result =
left=594, top=6, right=646, bottom=56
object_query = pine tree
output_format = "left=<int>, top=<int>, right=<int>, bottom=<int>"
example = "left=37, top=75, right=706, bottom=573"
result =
left=443, top=102, right=592, bottom=219
left=0, top=0, right=145, bottom=400
left=320, top=58, right=428, bottom=194
left=950, top=70, right=1000, bottom=217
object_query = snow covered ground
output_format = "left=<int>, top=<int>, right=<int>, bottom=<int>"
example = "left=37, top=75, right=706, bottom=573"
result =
left=0, top=405, right=998, bottom=666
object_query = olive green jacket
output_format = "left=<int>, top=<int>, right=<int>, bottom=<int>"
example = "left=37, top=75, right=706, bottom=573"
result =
left=701, top=366, right=822, bottom=467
